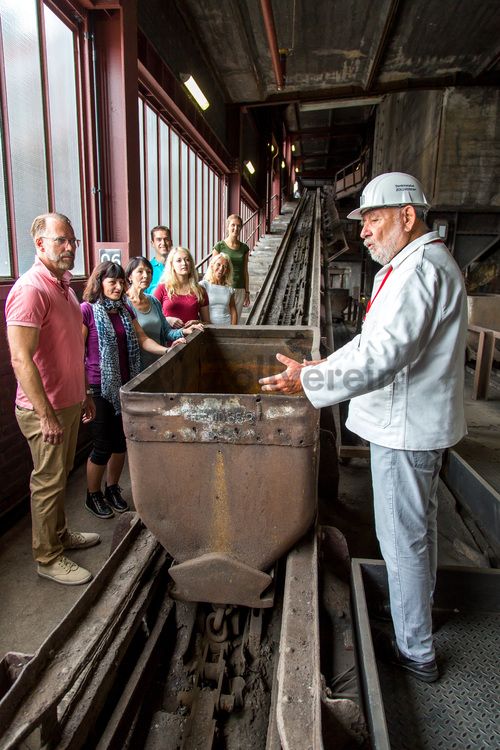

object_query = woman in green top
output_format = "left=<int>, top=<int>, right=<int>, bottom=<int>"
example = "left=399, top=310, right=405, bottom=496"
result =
left=213, top=214, right=250, bottom=319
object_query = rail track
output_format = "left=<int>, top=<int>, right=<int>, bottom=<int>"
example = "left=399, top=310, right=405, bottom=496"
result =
left=247, top=190, right=321, bottom=327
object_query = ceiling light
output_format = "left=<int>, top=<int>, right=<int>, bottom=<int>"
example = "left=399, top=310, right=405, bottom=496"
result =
left=245, top=160, right=255, bottom=175
left=299, top=96, right=383, bottom=112
left=291, top=144, right=296, bottom=152
left=271, top=144, right=275, bottom=152
left=281, top=160, right=285, bottom=169
left=181, top=75, right=209, bottom=111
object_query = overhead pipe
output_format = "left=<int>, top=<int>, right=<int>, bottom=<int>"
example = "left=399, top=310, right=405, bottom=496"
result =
left=260, top=0, right=285, bottom=91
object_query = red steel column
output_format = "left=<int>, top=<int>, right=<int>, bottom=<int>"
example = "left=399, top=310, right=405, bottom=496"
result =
left=228, top=169, right=241, bottom=217
left=92, top=2, right=141, bottom=266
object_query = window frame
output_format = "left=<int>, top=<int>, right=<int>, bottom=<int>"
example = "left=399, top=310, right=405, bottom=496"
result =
left=138, top=93, right=228, bottom=269
left=0, top=0, right=90, bottom=285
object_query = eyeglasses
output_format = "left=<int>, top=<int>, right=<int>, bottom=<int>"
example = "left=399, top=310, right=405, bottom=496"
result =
left=40, top=236, right=81, bottom=248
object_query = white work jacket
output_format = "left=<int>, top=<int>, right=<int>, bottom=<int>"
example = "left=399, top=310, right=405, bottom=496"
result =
left=301, top=232, right=468, bottom=450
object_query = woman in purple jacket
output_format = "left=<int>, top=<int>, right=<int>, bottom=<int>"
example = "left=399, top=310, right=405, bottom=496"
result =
left=81, top=261, right=183, bottom=519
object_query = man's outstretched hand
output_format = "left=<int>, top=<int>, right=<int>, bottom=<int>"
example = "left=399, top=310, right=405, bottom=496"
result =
left=259, top=353, right=305, bottom=394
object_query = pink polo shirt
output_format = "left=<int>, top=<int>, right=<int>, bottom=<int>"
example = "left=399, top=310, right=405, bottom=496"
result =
left=5, top=257, right=85, bottom=410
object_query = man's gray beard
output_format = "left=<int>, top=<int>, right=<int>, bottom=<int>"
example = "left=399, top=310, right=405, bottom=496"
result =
left=366, top=230, right=401, bottom=266
left=367, top=246, right=395, bottom=265
left=45, top=248, right=75, bottom=270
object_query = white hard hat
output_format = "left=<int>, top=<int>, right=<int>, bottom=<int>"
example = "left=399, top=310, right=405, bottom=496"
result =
left=347, top=172, right=430, bottom=220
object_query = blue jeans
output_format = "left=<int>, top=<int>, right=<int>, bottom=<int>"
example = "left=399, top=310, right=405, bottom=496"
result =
left=370, top=443, right=444, bottom=663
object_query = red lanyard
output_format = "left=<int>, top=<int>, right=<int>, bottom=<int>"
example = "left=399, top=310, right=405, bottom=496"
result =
left=364, top=266, right=393, bottom=318
left=362, top=238, right=443, bottom=320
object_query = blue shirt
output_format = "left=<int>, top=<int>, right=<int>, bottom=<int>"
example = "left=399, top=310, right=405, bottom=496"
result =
left=146, top=257, right=165, bottom=295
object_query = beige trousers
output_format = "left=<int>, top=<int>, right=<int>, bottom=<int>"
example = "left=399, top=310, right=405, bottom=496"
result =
left=16, top=403, right=81, bottom=564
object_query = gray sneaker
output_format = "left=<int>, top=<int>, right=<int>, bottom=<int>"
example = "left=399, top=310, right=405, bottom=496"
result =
left=37, top=555, right=92, bottom=585
left=63, top=531, right=101, bottom=550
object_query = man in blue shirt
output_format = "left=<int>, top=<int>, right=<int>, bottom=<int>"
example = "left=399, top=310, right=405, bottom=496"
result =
left=146, top=225, right=172, bottom=294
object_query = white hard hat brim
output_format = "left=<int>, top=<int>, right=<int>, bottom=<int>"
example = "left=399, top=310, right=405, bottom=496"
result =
left=347, top=207, right=363, bottom=220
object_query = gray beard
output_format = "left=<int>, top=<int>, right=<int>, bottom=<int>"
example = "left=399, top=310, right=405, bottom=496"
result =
left=44, top=249, right=75, bottom=270
left=365, top=230, right=402, bottom=266
left=367, top=247, right=394, bottom=265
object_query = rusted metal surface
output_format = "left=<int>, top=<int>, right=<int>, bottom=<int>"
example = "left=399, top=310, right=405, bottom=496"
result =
left=0, top=515, right=169, bottom=750
left=93, top=595, right=174, bottom=750
left=169, top=553, right=276, bottom=608
left=121, top=326, right=320, bottom=608
left=276, top=529, right=323, bottom=750
left=147, top=604, right=273, bottom=749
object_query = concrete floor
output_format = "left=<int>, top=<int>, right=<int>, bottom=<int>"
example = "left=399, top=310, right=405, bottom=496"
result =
left=0, top=462, right=134, bottom=658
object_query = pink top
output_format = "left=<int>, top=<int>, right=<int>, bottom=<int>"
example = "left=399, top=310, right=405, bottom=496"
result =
left=5, top=257, right=85, bottom=410
left=153, top=284, right=208, bottom=323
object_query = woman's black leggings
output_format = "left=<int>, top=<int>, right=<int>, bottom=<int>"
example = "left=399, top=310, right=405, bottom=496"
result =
left=87, top=386, right=126, bottom=465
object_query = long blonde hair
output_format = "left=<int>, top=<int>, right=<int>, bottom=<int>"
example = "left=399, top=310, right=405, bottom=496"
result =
left=204, top=252, right=234, bottom=287
left=160, top=247, right=205, bottom=302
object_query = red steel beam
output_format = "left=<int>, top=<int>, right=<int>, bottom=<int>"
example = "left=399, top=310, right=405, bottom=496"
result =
left=259, top=0, right=284, bottom=91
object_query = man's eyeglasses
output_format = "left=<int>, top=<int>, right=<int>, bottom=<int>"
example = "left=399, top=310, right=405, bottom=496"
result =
left=40, top=236, right=81, bottom=248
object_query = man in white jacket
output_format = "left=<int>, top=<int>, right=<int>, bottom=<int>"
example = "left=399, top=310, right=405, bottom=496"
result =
left=260, top=172, right=467, bottom=682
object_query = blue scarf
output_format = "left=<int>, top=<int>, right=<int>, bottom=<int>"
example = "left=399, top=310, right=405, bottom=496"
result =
left=92, top=298, right=141, bottom=414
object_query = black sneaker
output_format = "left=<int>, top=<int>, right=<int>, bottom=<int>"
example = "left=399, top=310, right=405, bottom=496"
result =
left=86, top=490, right=114, bottom=519
left=105, top=484, right=129, bottom=513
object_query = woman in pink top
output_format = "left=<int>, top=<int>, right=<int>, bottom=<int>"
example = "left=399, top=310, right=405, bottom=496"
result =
left=153, top=247, right=210, bottom=327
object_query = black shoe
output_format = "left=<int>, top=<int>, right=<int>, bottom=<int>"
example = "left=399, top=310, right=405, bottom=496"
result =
left=105, top=484, right=129, bottom=513
left=373, top=632, right=439, bottom=683
left=86, top=490, right=114, bottom=519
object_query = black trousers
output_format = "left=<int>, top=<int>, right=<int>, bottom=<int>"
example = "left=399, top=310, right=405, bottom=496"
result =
left=88, top=386, right=126, bottom=465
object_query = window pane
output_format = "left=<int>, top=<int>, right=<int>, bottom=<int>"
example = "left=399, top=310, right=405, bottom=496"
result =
left=180, top=140, right=188, bottom=247
left=44, top=5, right=83, bottom=274
left=159, top=119, right=170, bottom=229
left=203, top=162, right=209, bottom=253
left=0, top=118, right=11, bottom=276
left=196, top=155, right=202, bottom=264
left=210, top=170, right=215, bottom=251
left=146, top=104, right=158, bottom=241
left=189, top=150, right=196, bottom=260
left=138, top=100, right=146, bottom=254
left=222, top=179, right=227, bottom=232
left=214, top=174, right=220, bottom=245
left=170, top=131, right=179, bottom=246
left=1, top=0, right=48, bottom=274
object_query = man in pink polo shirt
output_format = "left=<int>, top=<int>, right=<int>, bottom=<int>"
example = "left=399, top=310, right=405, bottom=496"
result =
left=6, top=212, right=100, bottom=585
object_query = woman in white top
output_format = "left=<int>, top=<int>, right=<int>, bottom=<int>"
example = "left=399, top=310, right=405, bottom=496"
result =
left=200, top=253, right=238, bottom=325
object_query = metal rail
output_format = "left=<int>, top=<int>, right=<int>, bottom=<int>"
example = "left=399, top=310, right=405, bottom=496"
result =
left=247, top=190, right=321, bottom=327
